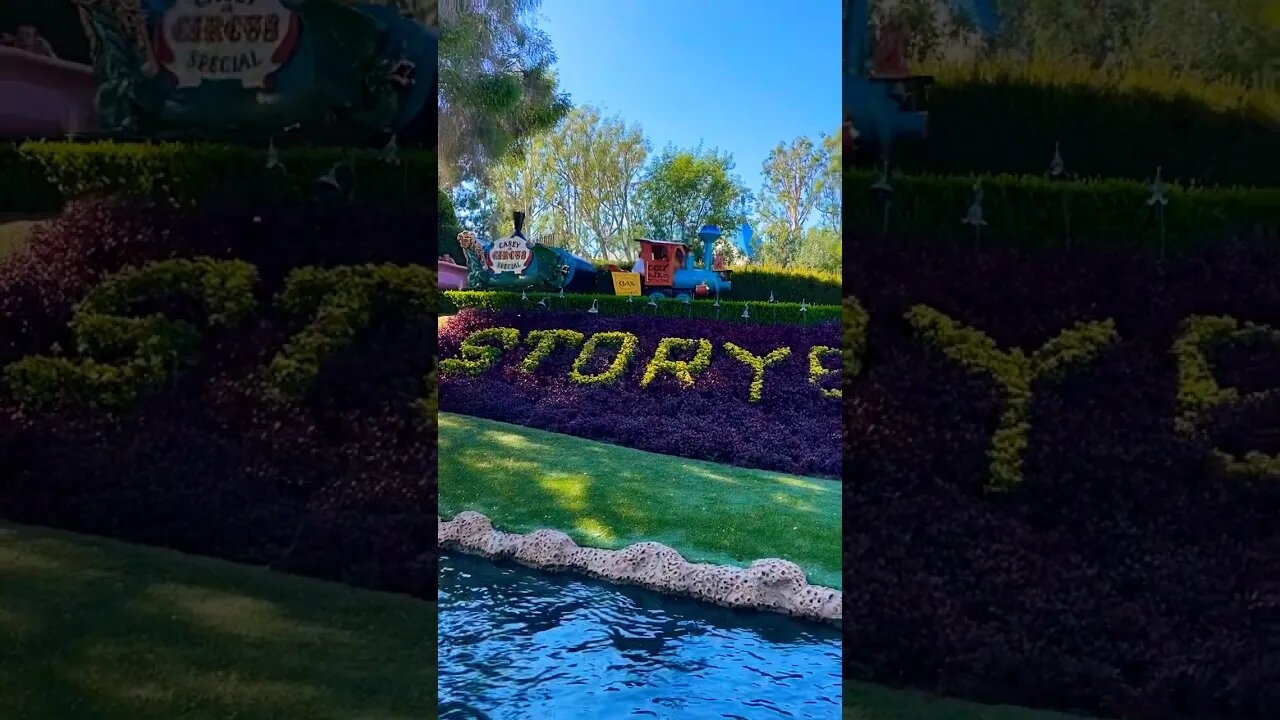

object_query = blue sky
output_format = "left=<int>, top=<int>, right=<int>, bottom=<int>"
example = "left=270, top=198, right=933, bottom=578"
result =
left=537, top=0, right=840, bottom=203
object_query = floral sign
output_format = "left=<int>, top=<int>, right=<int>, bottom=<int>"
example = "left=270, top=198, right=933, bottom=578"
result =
left=156, top=0, right=301, bottom=89
left=438, top=309, right=841, bottom=477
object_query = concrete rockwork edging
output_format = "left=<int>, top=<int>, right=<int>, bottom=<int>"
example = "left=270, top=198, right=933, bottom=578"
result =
left=439, top=511, right=841, bottom=625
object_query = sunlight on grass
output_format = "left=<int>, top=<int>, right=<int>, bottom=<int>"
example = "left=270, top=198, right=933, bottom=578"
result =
left=143, top=584, right=356, bottom=645
left=574, top=518, right=618, bottom=543
left=538, top=474, right=590, bottom=513
left=439, top=412, right=842, bottom=589
left=775, top=475, right=834, bottom=493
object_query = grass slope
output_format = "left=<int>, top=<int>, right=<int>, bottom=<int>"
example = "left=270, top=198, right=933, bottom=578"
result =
left=0, top=521, right=436, bottom=720
left=0, top=213, right=48, bottom=259
left=439, top=412, right=842, bottom=589
left=845, top=682, right=1105, bottom=720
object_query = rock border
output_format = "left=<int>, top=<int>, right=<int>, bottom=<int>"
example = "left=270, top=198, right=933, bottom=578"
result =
left=439, top=511, right=841, bottom=625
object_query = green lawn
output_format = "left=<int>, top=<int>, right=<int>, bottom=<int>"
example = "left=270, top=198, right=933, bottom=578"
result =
left=0, top=521, right=436, bottom=720
left=846, top=682, right=1104, bottom=720
left=439, top=412, right=842, bottom=589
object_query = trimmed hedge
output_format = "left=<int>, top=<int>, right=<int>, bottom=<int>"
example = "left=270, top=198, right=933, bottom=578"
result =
left=845, top=168, right=1280, bottom=253
left=845, top=232, right=1280, bottom=720
left=1, top=258, right=438, bottom=599
left=880, top=60, right=1280, bottom=188
left=6, top=258, right=259, bottom=410
left=439, top=309, right=841, bottom=477
left=587, top=259, right=841, bottom=304
left=268, top=264, right=438, bottom=401
left=441, top=290, right=840, bottom=325
left=0, top=195, right=436, bottom=368
left=2, top=140, right=436, bottom=211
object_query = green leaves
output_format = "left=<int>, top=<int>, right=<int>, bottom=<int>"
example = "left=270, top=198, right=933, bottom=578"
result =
left=268, top=264, right=437, bottom=399
left=637, top=146, right=747, bottom=245
left=641, top=337, right=714, bottom=390
left=723, top=342, right=793, bottom=403
left=906, top=305, right=1118, bottom=492
left=568, top=332, right=639, bottom=386
left=4, top=258, right=259, bottom=410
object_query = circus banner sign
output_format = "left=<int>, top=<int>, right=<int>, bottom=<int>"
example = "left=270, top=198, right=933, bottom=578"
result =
left=488, top=236, right=534, bottom=274
left=156, top=0, right=300, bottom=89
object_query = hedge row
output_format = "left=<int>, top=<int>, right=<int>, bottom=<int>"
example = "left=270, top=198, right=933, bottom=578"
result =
left=877, top=60, right=1280, bottom=187
left=844, top=232, right=1280, bottom=720
left=441, top=290, right=840, bottom=325
left=1, top=141, right=436, bottom=212
left=585, top=259, right=841, bottom=305
left=845, top=168, right=1280, bottom=253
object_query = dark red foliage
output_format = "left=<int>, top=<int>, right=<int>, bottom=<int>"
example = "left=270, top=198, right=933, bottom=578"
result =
left=438, top=309, right=841, bottom=478
left=0, top=194, right=436, bottom=365
left=845, top=234, right=1280, bottom=720
left=0, top=197, right=436, bottom=599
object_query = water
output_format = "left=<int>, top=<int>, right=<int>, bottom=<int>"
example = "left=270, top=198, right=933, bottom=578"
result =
left=438, top=552, right=842, bottom=720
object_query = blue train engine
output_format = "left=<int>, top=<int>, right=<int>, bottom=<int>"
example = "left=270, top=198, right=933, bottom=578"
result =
left=633, top=225, right=732, bottom=302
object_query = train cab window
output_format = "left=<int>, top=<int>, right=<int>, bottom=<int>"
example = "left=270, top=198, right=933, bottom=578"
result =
left=652, top=246, right=668, bottom=260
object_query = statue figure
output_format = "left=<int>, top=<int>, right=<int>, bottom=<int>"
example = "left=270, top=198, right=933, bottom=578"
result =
left=74, top=0, right=164, bottom=132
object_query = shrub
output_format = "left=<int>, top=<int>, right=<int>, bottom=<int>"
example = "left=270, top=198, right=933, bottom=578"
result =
left=723, top=342, right=793, bottom=403
left=5, top=258, right=259, bottom=410
left=438, top=327, right=520, bottom=376
left=844, top=168, right=1280, bottom=253
left=1, top=257, right=438, bottom=601
left=0, top=194, right=436, bottom=368
left=588, top=260, right=841, bottom=304
left=520, top=329, right=585, bottom=373
left=439, top=309, right=840, bottom=477
left=641, top=337, right=714, bottom=389
left=807, top=346, right=841, bottom=399
left=15, top=140, right=435, bottom=208
left=267, top=264, right=437, bottom=400
left=568, top=331, right=639, bottom=386
left=441, top=290, right=841, bottom=325
left=845, top=232, right=1280, bottom=720
left=882, top=59, right=1280, bottom=187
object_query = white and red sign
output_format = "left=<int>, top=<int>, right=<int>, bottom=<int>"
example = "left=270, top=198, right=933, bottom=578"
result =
left=155, top=0, right=300, bottom=89
left=487, top=236, right=534, bottom=274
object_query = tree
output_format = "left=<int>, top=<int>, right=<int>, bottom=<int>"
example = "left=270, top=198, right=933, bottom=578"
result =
left=756, top=135, right=829, bottom=267
left=483, top=107, right=649, bottom=261
left=794, top=227, right=843, bottom=275
left=438, top=0, right=571, bottom=187
left=637, top=146, right=748, bottom=248
left=818, top=131, right=841, bottom=232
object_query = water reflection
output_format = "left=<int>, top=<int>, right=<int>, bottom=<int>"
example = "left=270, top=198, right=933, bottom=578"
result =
left=439, top=552, right=842, bottom=719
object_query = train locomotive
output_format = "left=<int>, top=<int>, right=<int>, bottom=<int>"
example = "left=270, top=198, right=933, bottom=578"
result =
left=633, top=225, right=732, bottom=302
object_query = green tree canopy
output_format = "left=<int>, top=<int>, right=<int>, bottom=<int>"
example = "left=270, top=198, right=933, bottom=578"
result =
left=483, top=106, right=649, bottom=261
left=636, top=146, right=748, bottom=246
left=756, top=135, right=830, bottom=267
left=438, top=0, right=571, bottom=187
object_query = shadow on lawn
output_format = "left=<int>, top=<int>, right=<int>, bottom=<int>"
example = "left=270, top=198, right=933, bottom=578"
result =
left=438, top=413, right=842, bottom=589
left=0, top=523, right=435, bottom=720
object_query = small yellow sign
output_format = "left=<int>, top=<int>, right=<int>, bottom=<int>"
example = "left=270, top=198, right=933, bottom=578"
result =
left=611, top=272, right=642, bottom=296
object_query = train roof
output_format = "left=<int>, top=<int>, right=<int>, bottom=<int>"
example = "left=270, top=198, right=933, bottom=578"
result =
left=633, top=237, right=689, bottom=247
